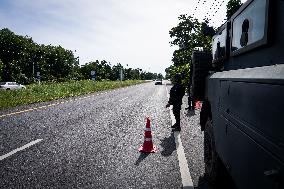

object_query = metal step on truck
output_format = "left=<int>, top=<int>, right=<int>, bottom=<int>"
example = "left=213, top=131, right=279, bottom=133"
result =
left=190, top=0, right=284, bottom=188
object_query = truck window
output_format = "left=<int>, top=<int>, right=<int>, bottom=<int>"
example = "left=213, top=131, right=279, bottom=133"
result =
left=212, top=27, right=227, bottom=61
left=231, top=0, right=267, bottom=53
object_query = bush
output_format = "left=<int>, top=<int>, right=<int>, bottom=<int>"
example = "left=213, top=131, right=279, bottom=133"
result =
left=0, top=80, right=146, bottom=109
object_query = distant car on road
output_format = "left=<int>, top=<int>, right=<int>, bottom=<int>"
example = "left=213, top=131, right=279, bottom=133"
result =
left=154, top=79, right=162, bottom=85
left=0, top=82, right=26, bottom=90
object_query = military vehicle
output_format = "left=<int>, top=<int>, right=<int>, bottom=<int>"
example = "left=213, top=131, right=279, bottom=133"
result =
left=190, top=0, right=284, bottom=188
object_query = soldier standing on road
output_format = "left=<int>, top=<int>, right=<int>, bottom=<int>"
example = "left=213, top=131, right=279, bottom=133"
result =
left=166, top=73, right=185, bottom=131
left=185, top=63, right=195, bottom=111
left=185, top=85, right=195, bottom=111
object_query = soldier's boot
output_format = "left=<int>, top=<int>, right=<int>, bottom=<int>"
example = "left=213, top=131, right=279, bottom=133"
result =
left=172, top=126, right=181, bottom=132
left=171, top=123, right=177, bottom=128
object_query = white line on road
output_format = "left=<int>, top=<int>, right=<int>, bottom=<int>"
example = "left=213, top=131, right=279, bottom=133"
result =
left=119, top=97, right=128, bottom=102
left=0, top=139, right=43, bottom=161
left=166, top=86, right=194, bottom=189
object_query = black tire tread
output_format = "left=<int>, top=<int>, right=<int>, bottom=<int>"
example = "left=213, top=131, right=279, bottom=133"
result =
left=204, top=118, right=226, bottom=186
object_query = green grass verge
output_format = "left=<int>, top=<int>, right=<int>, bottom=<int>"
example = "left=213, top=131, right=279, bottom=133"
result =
left=0, top=80, right=147, bottom=109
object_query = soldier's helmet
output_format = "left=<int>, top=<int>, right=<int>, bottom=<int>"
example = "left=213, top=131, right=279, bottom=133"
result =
left=174, top=73, right=182, bottom=83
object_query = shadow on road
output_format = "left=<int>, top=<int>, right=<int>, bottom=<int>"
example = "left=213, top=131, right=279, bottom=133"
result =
left=195, top=174, right=237, bottom=189
left=160, top=132, right=176, bottom=157
left=185, top=109, right=196, bottom=117
left=134, top=153, right=150, bottom=166
left=195, top=175, right=213, bottom=189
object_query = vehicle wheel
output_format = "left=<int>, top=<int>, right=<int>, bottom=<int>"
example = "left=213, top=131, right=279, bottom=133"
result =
left=6, top=88, right=10, bottom=90
left=204, top=117, right=225, bottom=185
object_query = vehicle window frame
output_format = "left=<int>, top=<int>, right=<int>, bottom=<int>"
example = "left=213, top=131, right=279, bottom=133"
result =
left=230, top=0, right=271, bottom=57
left=212, top=23, right=228, bottom=64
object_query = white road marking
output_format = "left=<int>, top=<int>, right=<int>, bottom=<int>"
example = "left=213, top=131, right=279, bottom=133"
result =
left=0, top=139, right=43, bottom=161
left=119, top=97, right=128, bottom=102
left=166, top=86, right=194, bottom=188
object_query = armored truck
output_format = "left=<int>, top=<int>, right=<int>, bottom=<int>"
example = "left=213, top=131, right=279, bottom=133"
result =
left=191, top=0, right=284, bottom=188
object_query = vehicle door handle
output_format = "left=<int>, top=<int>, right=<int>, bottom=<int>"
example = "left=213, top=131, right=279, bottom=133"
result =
left=264, top=169, right=281, bottom=184
left=264, top=169, right=279, bottom=178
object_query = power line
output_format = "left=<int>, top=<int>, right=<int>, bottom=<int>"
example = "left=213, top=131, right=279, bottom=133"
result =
left=204, top=0, right=227, bottom=26
left=182, top=0, right=229, bottom=27
left=211, top=0, right=226, bottom=25
left=192, top=0, right=201, bottom=17
left=204, top=0, right=218, bottom=21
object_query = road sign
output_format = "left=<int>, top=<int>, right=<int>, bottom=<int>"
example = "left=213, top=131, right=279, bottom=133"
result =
left=91, top=70, right=96, bottom=80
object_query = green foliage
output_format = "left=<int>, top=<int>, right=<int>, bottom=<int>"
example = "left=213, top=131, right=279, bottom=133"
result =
left=0, top=80, right=146, bottom=109
left=169, top=15, right=212, bottom=52
left=157, top=73, right=163, bottom=79
left=124, top=68, right=141, bottom=80
left=0, top=28, right=78, bottom=83
left=0, top=28, right=163, bottom=83
left=226, top=0, right=242, bottom=19
left=165, top=63, right=190, bottom=84
left=166, top=14, right=213, bottom=86
left=167, top=1, right=242, bottom=87
left=80, top=60, right=113, bottom=81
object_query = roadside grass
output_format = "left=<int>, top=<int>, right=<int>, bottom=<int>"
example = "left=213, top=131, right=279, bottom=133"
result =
left=0, top=80, right=147, bottom=109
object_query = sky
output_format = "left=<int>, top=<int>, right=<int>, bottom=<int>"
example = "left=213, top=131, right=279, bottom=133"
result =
left=0, top=0, right=246, bottom=75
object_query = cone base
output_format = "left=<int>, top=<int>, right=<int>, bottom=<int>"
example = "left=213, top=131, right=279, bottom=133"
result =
left=195, top=101, right=201, bottom=109
left=138, top=145, right=157, bottom=153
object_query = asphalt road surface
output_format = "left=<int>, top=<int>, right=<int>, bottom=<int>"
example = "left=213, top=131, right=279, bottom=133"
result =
left=0, top=81, right=211, bottom=189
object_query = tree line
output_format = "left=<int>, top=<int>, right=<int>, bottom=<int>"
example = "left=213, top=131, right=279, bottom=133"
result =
left=0, top=28, right=162, bottom=84
left=165, top=0, right=242, bottom=84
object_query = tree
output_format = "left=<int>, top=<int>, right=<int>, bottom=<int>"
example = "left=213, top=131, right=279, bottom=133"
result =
left=0, top=28, right=79, bottom=83
left=166, top=1, right=242, bottom=85
left=157, top=73, right=163, bottom=79
left=110, top=63, right=123, bottom=80
left=226, top=0, right=242, bottom=19
left=167, top=14, right=212, bottom=84
left=0, top=28, right=163, bottom=82
left=169, top=15, right=212, bottom=53
left=80, top=60, right=113, bottom=81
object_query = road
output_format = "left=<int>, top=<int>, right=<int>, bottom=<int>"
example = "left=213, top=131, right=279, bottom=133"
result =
left=0, top=81, right=210, bottom=189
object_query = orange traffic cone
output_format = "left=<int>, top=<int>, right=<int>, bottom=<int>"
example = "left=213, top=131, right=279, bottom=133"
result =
left=138, top=117, right=157, bottom=153
left=195, top=101, right=202, bottom=109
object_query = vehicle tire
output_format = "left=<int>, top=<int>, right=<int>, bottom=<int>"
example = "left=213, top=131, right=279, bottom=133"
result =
left=204, top=117, right=225, bottom=186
